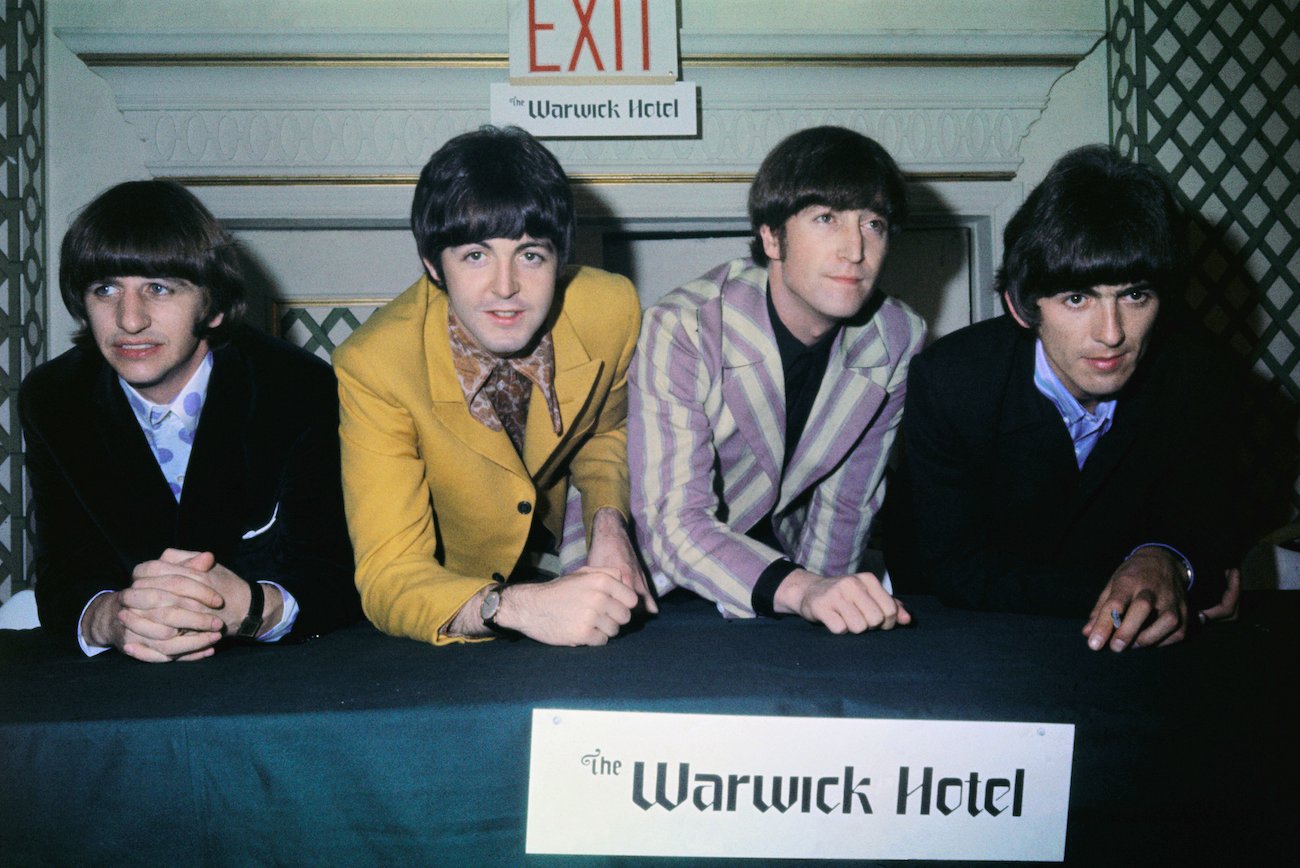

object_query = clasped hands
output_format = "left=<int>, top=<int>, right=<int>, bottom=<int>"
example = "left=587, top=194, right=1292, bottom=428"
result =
left=81, top=548, right=278, bottom=662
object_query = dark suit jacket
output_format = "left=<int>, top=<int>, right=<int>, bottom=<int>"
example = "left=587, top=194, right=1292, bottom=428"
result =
left=886, top=314, right=1247, bottom=616
left=21, top=327, right=361, bottom=648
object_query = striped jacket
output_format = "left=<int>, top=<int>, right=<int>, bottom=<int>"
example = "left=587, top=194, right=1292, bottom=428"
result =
left=629, top=258, right=925, bottom=617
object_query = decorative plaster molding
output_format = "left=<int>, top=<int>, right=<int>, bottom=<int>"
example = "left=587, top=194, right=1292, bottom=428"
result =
left=74, top=57, right=1069, bottom=179
left=59, top=28, right=1099, bottom=64
left=129, top=105, right=1036, bottom=177
left=60, top=26, right=1099, bottom=179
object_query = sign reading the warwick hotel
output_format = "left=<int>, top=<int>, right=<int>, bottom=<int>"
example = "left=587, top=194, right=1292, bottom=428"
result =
left=526, top=710, right=1074, bottom=861
left=491, top=0, right=697, bottom=137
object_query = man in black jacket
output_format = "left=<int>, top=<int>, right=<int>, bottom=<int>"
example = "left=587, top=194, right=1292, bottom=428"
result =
left=887, top=146, right=1246, bottom=652
left=22, top=180, right=360, bottom=660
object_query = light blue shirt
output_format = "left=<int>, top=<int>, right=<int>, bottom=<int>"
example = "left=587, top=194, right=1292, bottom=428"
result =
left=1032, top=340, right=1116, bottom=469
left=122, top=353, right=212, bottom=500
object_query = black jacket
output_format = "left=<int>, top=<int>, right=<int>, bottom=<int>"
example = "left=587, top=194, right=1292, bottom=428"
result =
left=21, top=328, right=361, bottom=647
left=886, top=315, right=1248, bottom=615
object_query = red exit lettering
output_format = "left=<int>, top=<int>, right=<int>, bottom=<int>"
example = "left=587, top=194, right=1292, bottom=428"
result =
left=528, top=0, right=653, bottom=74
left=529, top=0, right=561, bottom=72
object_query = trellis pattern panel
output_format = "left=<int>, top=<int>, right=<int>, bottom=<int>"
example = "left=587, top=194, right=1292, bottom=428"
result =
left=1, top=0, right=44, bottom=600
left=1108, top=0, right=1300, bottom=523
left=277, top=302, right=385, bottom=361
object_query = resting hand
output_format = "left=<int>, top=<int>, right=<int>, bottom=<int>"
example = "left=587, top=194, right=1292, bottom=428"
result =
left=585, top=507, right=658, bottom=614
left=774, top=569, right=912, bottom=634
left=138, top=548, right=283, bottom=636
left=81, top=564, right=225, bottom=663
left=1198, top=568, right=1241, bottom=625
left=492, top=567, right=639, bottom=646
left=1083, top=546, right=1188, bottom=651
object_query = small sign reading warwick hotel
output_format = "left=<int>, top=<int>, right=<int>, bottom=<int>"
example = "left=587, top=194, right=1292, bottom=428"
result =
left=526, top=709, right=1074, bottom=860
left=491, top=0, right=698, bottom=137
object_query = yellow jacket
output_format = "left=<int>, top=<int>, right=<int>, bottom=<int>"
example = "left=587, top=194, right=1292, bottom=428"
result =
left=333, top=267, right=640, bottom=644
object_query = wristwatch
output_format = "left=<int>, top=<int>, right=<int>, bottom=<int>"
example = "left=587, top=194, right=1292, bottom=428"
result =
left=235, top=579, right=265, bottom=639
left=480, top=583, right=504, bottom=625
left=480, top=583, right=513, bottom=635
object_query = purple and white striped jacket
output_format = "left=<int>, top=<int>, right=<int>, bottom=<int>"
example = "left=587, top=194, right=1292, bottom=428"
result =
left=629, top=258, right=926, bottom=617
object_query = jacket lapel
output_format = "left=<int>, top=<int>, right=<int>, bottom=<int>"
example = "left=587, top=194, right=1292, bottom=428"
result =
left=999, top=333, right=1137, bottom=539
left=176, top=343, right=249, bottom=558
left=1000, top=389, right=1081, bottom=527
left=89, top=362, right=181, bottom=558
left=1072, top=412, right=1138, bottom=509
left=719, top=278, right=785, bottom=491
left=524, top=303, right=601, bottom=481
left=1071, top=359, right=1150, bottom=510
left=777, top=315, right=890, bottom=511
left=422, top=284, right=528, bottom=477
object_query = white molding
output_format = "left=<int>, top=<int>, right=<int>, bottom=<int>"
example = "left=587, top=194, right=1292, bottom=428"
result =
left=55, top=28, right=508, bottom=57
left=57, top=28, right=1100, bottom=61
left=61, top=24, right=1099, bottom=179
left=84, top=62, right=1070, bottom=178
left=681, top=30, right=1100, bottom=59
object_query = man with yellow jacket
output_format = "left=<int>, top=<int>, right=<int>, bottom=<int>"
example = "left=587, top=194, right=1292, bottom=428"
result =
left=334, top=126, right=655, bottom=646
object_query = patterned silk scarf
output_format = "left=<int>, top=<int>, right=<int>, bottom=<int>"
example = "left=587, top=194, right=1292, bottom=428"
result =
left=447, top=310, right=562, bottom=454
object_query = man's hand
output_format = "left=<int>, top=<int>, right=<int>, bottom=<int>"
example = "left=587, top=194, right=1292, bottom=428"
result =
left=585, top=507, right=658, bottom=614
left=1199, top=568, right=1241, bottom=624
left=142, top=549, right=284, bottom=637
left=82, top=549, right=284, bottom=662
left=773, top=569, right=912, bottom=634
left=492, top=567, right=639, bottom=646
left=80, top=563, right=225, bottom=663
left=1083, top=546, right=1188, bottom=651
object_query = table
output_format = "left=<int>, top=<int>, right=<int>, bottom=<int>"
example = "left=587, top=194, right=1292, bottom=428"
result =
left=2, top=592, right=1296, bottom=865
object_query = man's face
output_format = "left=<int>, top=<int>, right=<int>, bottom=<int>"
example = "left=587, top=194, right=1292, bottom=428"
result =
left=1013, top=282, right=1160, bottom=411
left=430, top=235, right=558, bottom=357
left=761, top=205, right=889, bottom=345
left=85, top=276, right=220, bottom=405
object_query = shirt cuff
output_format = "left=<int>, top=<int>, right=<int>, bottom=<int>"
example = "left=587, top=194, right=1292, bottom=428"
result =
left=77, top=590, right=114, bottom=657
left=751, top=558, right=800, bottom=618
left=1126, top=543, right=1195, bottom=590
left=255, top=582, right=298, bottom=643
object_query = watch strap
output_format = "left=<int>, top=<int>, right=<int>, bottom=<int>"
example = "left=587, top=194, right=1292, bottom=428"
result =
left=236, top=579, right=265, bottom=639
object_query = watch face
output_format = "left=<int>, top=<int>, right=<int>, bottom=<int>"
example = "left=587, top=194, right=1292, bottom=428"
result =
left=480, top=589, right=501, bottom=622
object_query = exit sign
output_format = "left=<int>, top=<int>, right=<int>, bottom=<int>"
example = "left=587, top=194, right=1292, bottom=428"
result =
left=508, top=0, right=680, bottom=83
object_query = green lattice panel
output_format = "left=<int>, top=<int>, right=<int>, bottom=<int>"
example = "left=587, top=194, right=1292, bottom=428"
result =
left=278, top=303, right=386, bottom=360
left=3, top=1, right=44, bottom=599
left=1109, top=0, right=1300, bottom=524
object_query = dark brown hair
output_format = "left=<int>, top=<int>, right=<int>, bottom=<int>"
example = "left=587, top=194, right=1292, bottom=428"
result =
left=60, top=180, right=246, bottom=346
left=748, top=126, right=907, bottom=265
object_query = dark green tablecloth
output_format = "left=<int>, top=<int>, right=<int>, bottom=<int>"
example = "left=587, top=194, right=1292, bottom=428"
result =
left=1, top=592, right=1296, bottom=865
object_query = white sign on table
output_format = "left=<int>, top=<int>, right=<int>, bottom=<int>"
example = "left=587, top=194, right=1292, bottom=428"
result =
left=526, top=709, right=1074, bottom=861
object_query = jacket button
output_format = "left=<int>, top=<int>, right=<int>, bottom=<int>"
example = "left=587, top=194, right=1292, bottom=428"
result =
left=491, top=573, right=505, bottom=583
left=517, top=501, right=532, bottom=515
